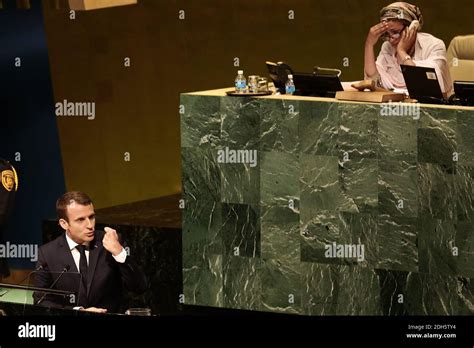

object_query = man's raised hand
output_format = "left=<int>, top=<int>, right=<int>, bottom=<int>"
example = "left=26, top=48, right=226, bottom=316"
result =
left=102, top=227, right=123, bottom=256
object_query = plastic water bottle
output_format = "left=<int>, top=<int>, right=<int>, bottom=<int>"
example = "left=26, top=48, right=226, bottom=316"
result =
left=285, top=74, right=295, bottom=95
left=235, top=70, right=247, bottom=93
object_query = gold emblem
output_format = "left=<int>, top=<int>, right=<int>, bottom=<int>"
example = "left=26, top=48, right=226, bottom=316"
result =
left=1, top=170, right=16, bottom=192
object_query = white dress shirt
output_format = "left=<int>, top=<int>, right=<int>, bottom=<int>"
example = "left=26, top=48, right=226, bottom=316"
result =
left=65, top=233, right=127, bottom=272
left=372, top=32, right=453, bottom=95
left=65, top=233, right=127, bottom=310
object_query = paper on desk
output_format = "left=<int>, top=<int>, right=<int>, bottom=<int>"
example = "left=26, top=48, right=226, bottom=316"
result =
left=392, top=88, right=409, bottom=95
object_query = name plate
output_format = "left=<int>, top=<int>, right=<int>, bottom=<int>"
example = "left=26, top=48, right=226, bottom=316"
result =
left=336, top=91, right=406, bottom=103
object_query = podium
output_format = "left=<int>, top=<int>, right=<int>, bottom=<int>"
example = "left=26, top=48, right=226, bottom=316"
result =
left=0, top=282, right=77, bottom=315
left=0, top=301, right=86, bottom=316
left=180, top=88, right=474, bottom=316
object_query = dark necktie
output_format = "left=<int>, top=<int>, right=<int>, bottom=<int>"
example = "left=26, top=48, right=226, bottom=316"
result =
left=76, top=245, right=89, bottom=307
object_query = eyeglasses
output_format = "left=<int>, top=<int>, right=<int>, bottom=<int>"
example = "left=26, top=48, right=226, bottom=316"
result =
left=382, top=28, right=405, bottom=41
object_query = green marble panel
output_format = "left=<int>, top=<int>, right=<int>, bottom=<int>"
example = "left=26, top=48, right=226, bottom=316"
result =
left=302, top=262, right=338, bottom=315
left=260, top=259, right=304, bottom=314
left=223, top=256, right=262, bottom=311
left=182, top=147, right=220, bottom=202
left=300, top=211, right=372, bottom=266
left=261, top=151, right=299, bottom=206
left=418, top=163, right=456, bottom=220
left=180, top=95, right=221, bottom=149
left=342, top=158, right=378, bottom=214
left=300, top=101, right=339, bottom=156
left=221, top=203, right=260, bottom=258
left=376, top=270, right=474, bottom=315
left=456, top=277, right=474, bottom=315
left=182, top=252, right=223, bottom=307
left=378, top=112, right=417, bottom=162
left=182, top=147, right=222, bottom=254
left=417, top=108, right=457, bottom=173
left=455, top=221, right=474, bottom=278
left=454, top=165, right=474, bottom=221
left=375, top=215, right=418, bottom=272
left=337, top=103, right=379, bottom=159
left=334, top=265, right=383, bottom=315
left=404, top=273, right=471, bottom=315
left=457, top=110, right=474, bottom=167
left=182, top=200, right=222, bottom=255
left=220, top=160, right=260, bottom=205
left=418, top=106, right=458, bottom=128
left=260, top=99, right=300, bottom=154
left=418, top=217, right=457, bottom=276
left=218, top=97, right=261, bottom=205
left=300, top=211, right=350, bottom=265
left=378, top=160, right=418, bottom=217
left=300, top=154, right=358, bottom=214
left=376, top=269, right=409, bottom=316
left=339, top=212, right=377, bottom=268
left=220, top=97, right=260, bottom=149
left=261, top=204, right=300, bottom=263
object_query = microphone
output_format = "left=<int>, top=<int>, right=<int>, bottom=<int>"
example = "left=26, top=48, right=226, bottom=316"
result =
left=0, top=264, right=45, bottom=298
left=36, top=264, right=70, bottom=305
left=18, top=264, right=45, bottom=284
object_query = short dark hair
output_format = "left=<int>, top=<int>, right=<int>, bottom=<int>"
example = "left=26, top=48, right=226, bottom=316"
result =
left=56, top=191, right=93, bottom=221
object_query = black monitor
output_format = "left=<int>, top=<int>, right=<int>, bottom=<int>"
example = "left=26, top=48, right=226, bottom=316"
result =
left=293, top=72, right=343, bottom=98
left=454, top=81, right=474, bottom=105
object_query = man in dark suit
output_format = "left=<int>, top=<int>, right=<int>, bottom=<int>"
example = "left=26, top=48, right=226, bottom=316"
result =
left=33, top=191, right=148, bottom=313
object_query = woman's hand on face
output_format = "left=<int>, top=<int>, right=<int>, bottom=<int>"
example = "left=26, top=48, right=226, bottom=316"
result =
left=397, top=27, right=417, bottom=55
left=366, top=22, right=388, bottom=46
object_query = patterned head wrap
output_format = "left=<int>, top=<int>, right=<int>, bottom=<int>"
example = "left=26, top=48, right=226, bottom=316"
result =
left=380, top=2, right=424, bottom=29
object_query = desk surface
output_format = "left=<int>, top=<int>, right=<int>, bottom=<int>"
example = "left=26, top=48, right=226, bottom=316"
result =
left=94, top=193, right=182, bottom=229
left=183, top=87, right=474, bottom=111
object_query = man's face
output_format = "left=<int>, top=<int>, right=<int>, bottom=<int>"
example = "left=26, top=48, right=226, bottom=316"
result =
left=60, top=203, right=96, bottom=244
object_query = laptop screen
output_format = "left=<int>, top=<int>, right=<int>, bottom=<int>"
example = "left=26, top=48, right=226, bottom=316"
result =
left=401, top=65, right=444, bottom=103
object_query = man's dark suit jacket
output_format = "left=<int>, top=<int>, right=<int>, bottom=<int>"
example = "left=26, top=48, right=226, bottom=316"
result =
left=33, top=230, right=148, bottom=313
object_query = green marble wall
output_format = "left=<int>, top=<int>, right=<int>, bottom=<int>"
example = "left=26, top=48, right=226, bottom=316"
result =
left=181, top=94, right=474, bottom=315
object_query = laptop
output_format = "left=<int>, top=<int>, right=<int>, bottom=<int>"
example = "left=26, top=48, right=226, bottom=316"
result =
left=401, top=65, right=446, bottom=104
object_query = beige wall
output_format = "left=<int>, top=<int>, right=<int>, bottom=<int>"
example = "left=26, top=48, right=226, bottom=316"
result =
left=42, top=0, right=474, bottom=208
